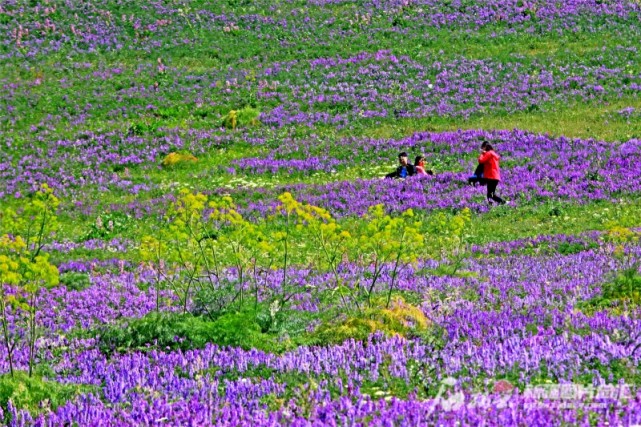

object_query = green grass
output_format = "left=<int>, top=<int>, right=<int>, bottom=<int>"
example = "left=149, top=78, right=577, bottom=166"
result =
left=353, top=98, right=641, bottom=142
left=2, top=0, right=641, bottom=258
left=0, top=372, right=94, bottom=422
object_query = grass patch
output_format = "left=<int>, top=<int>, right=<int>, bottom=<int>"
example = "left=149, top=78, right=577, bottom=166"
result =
left=0, top=372, right=92, bottom=422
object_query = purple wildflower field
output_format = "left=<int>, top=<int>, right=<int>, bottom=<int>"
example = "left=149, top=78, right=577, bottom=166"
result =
left=2, top=0, right=641, bottom=426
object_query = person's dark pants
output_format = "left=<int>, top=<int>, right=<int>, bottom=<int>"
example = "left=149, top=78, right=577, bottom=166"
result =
left=486, top=179, right=505, bottom=204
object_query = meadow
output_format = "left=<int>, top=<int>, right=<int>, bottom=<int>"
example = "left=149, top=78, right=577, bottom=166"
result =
left=1, top=0, right=641, bottom=425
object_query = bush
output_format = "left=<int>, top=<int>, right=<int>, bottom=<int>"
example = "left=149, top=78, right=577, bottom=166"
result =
left=155, top=106, right=181, bottom=119
left=59, top=272, right=91, bottom=291
left=190, top=286, right=237, bottom=319
left=96, top=311, right=284, bottom=354
left=127, top=121, right=161, bottom=136
left=207, top=311, right=266, bottom=349
left=557, top=241, right=596, bottom=255
left=97, top=312, right=212, bottom=354
left=161, top=151, right=198, bottom=169
left=221, top=106, right=260, bottom=129
left=314, top=296, right=430, bottom=345
left=82, top=211, right=131, bottom=241
left=580, top=265, right=641, bottom=314
left=0, top=372, right=88, bottom=421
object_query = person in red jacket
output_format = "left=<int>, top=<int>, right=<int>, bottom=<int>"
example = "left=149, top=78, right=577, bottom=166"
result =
left=478, top=144, right=507, bottom=205
left=414, top=155, right=434, bottom=176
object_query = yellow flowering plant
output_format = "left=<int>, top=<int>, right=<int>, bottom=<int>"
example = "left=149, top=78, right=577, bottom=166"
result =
left=0, top=185, right=60, bottom=377
left=357, top=205, right=424, bottom=308
left=141, top=191, right=277, bottom=318
left=423, top=208, right=472, bottom=276
left=277, top=193, right=355, bottom=309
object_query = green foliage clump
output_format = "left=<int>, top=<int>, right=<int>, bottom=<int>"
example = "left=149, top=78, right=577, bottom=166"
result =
left=160, top=151, right=198, bottom=169
left=207, top=311, right=268, bottom=350
left=58, top=272, right=91, bottom=291
left=0, top=372, right=88, bottom=421
left=82, top=211, right=131, bottom=241
left=314, top=296, right=430, bottom=345
left=221, top=106, right=260, bottom=129
left=556, top=241, right=596, bottom=255
left=581, top=265, right=641, bottom=315
left=314, top=316, right=376, bottom=345
left=127, top=121, right=161, bottom=137
left=96, top=311, right=287, bottom=354
left=98, top=312, right=214, bottom=354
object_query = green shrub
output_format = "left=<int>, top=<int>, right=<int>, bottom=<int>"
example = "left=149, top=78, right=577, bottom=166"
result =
left=127, top=121, right=160, bottom=136
left=579, top=265, right=641, bottom=314
left=82, top=211, right=131, bottom=241
left=557, top=241, right=597, bottom=255
left=193, top=107, right=213, bottom=118
left=315, top=316, right=380, bottom=344
left=548, top=204, right=564, bottom=217
left=155, top=106, right=181, bottom=119
left=221, top=106, right=260, bottom=129
left=192, top=290, right=317, bottom=345
left=59, top=272, right=91, bottom=291
left=207, top=311, right=265, bottom=349
left=557, top=242, right=583, bottom=255
left=314, top=296, right=430, bottom=345
left=97, top=312, right=212, bottom=353
left=0, top=372, right=88, bottom=421
left=96, top=311, right=285, bottom=354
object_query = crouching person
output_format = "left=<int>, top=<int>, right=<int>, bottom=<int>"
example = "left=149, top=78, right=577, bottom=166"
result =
left=385, top=152, right=416, bottom=179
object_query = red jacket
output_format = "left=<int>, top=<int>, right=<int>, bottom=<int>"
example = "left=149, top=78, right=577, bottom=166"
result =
left=478, top=150, right=501, bottom=181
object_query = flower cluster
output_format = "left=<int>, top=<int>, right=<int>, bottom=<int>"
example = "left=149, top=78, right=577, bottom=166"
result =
left=0, top=238, right=639, bottom=425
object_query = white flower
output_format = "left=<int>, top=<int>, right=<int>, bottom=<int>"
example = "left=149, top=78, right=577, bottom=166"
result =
left=269, top=299, right=281, bottom=317
left=441, top=377, right=457, bottom=386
